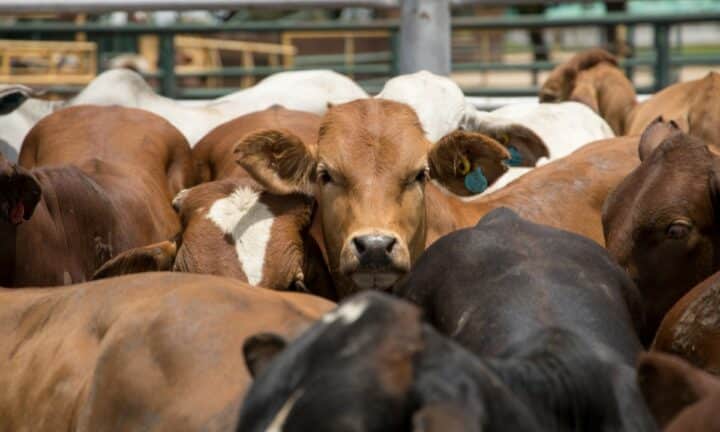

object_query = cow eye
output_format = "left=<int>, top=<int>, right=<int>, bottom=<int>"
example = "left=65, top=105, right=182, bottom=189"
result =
left=317, top=169, right=333, bottom=185
left=414, top=169, right=428, bottom=184
left=666, top=220, right=692, bottom=240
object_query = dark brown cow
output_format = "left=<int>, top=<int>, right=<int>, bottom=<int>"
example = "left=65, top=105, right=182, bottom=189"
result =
left=540, top=48, right=637, bottom=135
left=236, top=98, right=638, bottom=297
left=94, top=178, right=334, bottom=298
left=0, top=272, right=333, bottom=431
left=603, top=118, right=720, bottom=343
left=0, top=105, right=195, bottom=286
left=652, top=270, right=720, bottom=375
left=192, top=105, right=321, bottom=182
left=638, top=352, right=720, bottom=431
left=627, top=72, right=720, bottom=146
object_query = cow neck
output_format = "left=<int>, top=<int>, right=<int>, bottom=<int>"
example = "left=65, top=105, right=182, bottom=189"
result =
left=425, top=182, right=492, bottom=245
left=0, top=221, right=17, bottom=286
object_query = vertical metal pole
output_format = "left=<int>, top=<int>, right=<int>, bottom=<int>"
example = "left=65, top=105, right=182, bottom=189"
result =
left=160, top=33, right=176, bottom=98
left=654, top=23, right=670, bottom=91
left=398, top=0, right=451, bottom=76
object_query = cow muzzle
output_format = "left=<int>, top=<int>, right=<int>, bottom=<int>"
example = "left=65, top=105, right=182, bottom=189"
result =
left=340, top=231, right=410, bottom=291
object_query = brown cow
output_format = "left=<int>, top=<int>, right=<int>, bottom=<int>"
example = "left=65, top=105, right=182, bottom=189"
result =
left=94, top=178, right=335, bottom=298
left=236, top=98, right=638, bottom=297
left=652, top=270, right=720, bottom=375
left=0, top=105, right=195, bottom=287
left=626, top=72, right=720, bottom=147
left=603, top=118, right=720, bottom=343
left=0, top=272, right=333, bottom=431
left=540, top=48, right=637, bottom=135
left=638, top=352, right=720, bottom=431
left=192, top=105, right=321, bottom=182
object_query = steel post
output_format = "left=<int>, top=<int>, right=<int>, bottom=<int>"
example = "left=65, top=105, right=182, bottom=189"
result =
left=399, top=0, right=451, bottom=75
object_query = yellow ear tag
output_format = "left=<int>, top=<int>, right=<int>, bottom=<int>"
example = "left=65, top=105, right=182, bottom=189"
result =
left=458, top=155, right=471, bottom=176
left=499, top=133, right=509, bottom=144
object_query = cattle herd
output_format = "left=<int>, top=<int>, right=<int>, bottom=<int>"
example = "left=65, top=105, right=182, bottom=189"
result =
left=2, top=47, right=720, bottom=431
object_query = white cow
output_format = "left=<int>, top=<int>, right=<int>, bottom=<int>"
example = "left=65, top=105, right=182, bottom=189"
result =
left=467, top=101, right=615, bottom=193
left=374, top=71, right=614, bottom=195
left=0, top=69, right=368, bottom=161
left=375, top=70, right=476, bottom=142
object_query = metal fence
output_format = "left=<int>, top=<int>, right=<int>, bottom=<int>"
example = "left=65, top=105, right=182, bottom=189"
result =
left=2, top=11, right=720, bottom=98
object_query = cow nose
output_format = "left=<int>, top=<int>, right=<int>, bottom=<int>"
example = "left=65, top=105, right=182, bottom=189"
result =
left=352, top=235, right=397, bottom=269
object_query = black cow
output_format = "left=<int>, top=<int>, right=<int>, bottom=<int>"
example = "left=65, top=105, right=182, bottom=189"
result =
left=237, top=293, right=656, bottom=431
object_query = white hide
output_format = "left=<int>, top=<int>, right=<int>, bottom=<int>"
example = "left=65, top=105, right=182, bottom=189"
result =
left=206, top=186, right=274, bottom=286
left=376, top=70, right=476, bottom=142
left=0, top=68, right=368, bottom=159
left=321, top=297, right=370, bottom=325
left=471, top=101, right=615, bottom=162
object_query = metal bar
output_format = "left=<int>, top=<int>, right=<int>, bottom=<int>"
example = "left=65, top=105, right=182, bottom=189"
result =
left=159, top=33, right=175, bottom=97
left=3, top=13, right=720, bottom=34
left=0, top=0, right=400, bottom=13
left=399, top=0, right=451, bottom=75
left=654, top=23, right=671, bottom=91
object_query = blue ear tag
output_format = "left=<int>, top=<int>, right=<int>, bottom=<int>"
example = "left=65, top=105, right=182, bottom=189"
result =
left=507, top=146, right=523, bottom=167
left=464, top=167, right=488, bottom=194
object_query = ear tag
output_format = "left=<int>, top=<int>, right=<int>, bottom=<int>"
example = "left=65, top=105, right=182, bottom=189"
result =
left=458, top=155, right=471, bottom=176
left=464, top=167, right=488, bottom=194
left=507, top=146, right=523, bottom=167
left=499, top=132, right=509, bottom=144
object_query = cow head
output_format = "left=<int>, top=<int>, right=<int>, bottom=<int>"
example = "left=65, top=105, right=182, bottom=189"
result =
left=539, top=48, right=618, bottom=103
left=235, top=99, right=509, bottom=297
left=0, top=154, right=41, bottom=225
left=238, top=292, right=425, bottom=432
left=603, top=117, right=720, bottom=337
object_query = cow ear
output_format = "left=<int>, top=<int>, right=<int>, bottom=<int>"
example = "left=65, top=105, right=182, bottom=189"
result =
left=243, top=333, right=288, bottom=378
left=234, top=129, right=316, bottom=196
left=494, top=126, right=549, bottom=167
left=637, top=352, right=703, bottom=428
left=638, top=117, right=682, bottom=161
left=92, top=240, right=177, bottom=280
left=0, top=84, right=39, bottom=115
left=412, top=403, right=481, bottom=432
left=429, top=131, right=510, bottom=196
left=0, top=159, right=42, bottom=224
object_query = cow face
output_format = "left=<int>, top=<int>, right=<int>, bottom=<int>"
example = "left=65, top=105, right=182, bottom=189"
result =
left=603, top=118, right=720, bottom=333
left=0, top=154, right=41, bottom=225
left=236, top=99, right=509, bottom=297
left=238, top=292, right=424, bottom=432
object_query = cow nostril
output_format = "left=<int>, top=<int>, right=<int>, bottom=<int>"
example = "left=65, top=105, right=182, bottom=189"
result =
left=352, top=237, right=367, bottom=255
left=352, top=235, right=397, bottom=262
left=384, top=237, right=396, bottom=253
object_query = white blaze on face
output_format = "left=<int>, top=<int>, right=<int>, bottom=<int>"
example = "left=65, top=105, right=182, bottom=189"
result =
left=321, top=297, right=370, bottom=325
left=206, top=187, right=274, bottom=285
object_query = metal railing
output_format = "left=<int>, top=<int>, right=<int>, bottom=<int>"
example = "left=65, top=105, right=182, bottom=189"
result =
left=2, top=11, right=720, bottom=97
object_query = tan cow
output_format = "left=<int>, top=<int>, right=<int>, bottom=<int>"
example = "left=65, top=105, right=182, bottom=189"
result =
left=626, top=71, right=720, bottom=146
left=236, top=99, right=638, bottom=297
left=0, top=105, right=195, bottom=286
left=540, top=48, right=637, bottom=135
left=0, top=272, right=333, bottom=431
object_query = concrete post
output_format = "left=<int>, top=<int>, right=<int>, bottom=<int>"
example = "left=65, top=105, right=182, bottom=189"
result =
left=399, top=0, right=451, bottom=76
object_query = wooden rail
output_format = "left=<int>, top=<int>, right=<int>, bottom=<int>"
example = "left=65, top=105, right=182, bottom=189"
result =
left=0, top=39, right=97, bottom=85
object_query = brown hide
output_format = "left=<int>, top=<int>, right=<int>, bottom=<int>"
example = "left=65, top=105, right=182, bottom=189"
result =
left=627, top=72, right=720, bottom=149
left=192, top=105, right=321, bottom=182
left=0, top=106, right=195, bottom=286
left=0, top=272, right=333, bottom=432
left=540, top=48, right=637, bottom=135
